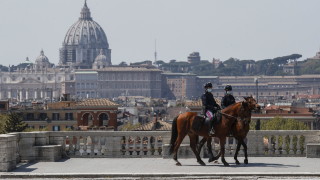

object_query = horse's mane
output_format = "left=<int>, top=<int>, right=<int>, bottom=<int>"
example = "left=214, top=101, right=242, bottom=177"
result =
left=222, top=101, right=242, bottom=114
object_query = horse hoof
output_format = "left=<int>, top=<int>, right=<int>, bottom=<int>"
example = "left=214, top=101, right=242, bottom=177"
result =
left=198, top=161, right=206, bottom=166
left=223, top=162, right=230, bottom=166
left=244, top=159, right=248, bottom=164
left=176, top=162, right=182, bottom=166
left=235, top=160, right=240, bottom=165
left=208, top=158, right=214, bottom=163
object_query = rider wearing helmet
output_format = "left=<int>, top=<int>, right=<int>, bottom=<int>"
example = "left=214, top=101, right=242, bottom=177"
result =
left=221, top=85, right=236, bottom=109
left=201, top=82, right=221, bottom=136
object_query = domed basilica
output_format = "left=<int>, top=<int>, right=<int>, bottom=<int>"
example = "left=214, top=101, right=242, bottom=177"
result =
left=59, top=1, right=111, bottom=69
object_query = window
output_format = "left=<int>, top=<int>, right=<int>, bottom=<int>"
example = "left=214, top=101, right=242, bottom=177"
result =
left=37, top=77, right=40, bottom=80
left=39, top=113, right=47, bottom=120
left=52, top=113, right=60, bottom=120
left=26, top=113, right=34, bottom=120
left=65, top=113, right=73, bottom=120
left=52, top=125, right=60, bottom=131
left=39, top=125, right=46, bottom=130
left=65, top=125, right=73, bottom=130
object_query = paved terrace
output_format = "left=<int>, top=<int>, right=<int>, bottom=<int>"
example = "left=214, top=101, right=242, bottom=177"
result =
left=1, top=157, right=320, bottom=179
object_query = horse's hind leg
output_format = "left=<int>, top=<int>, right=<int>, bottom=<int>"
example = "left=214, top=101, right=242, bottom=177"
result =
left=173, top=133, right=186, bottom=166
left=196, top=137, right=207, bottom=154
left=189, top=134, right=206, bottom=166
left=234, top=139, right=241, bottom=165
left=242, top=140, right=248, bottom=164
left=206, top=138, right=215, bottom=163
left=220, top=137, right=229, bottom=166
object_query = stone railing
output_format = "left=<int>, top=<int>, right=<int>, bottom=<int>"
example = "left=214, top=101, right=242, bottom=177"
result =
left=0, top=130, right=320, bottom=171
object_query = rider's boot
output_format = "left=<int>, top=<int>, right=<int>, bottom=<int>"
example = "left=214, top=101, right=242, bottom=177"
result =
left=208, top=118, right=215, bottom=136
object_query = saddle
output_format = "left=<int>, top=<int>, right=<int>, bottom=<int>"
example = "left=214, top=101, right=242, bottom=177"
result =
left=192, top=111, right=222, bottom=132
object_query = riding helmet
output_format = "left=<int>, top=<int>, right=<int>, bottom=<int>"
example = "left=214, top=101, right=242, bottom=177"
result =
left=224, top=85, right=232, bottom=91
left=204, top=82, right=213, bottom=88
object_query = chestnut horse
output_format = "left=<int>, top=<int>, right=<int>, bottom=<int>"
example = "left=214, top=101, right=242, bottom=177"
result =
left=196, top=96, right=260, bottom=165
left=169, top=98, right=255, bottom=166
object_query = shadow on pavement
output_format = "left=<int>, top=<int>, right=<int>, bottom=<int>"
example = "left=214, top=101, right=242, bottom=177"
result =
left=183, top=162, right=299, bottom=168
left=12, top=162, right=38, bottom=172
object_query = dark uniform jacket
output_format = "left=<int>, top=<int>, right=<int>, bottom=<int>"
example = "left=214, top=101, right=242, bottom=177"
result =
left=221, top=94, right=236, bottom=109
left=201, top=92, right=220, bottom=116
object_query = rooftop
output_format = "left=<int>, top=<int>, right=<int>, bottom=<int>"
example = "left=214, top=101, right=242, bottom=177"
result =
left=77, top=98, right=119, bottom=107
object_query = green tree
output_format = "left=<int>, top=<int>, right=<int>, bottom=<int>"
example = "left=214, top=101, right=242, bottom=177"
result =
left=121, top=122, right=141, bottom=131
left=0, top=114, right=7, bottom=134
left=261, top=116, right=309, bottom=130
left=4, top=112, right=28, bottom=133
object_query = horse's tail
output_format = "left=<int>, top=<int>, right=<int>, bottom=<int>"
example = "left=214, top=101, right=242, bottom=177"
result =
left=169, top=115, right=179, bottom=155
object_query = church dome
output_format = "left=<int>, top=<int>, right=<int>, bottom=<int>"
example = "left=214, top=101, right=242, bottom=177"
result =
left=35, top=50, right=50, bottom=69
left=93, top=49, right=109, bottom=69
left=63, top=1, right=109, bottom=47
left=35, top=50, right=49, bottom=64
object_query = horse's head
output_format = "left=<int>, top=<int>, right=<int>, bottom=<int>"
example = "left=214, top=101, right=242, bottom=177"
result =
left=243, top=96, right=260, bottom=112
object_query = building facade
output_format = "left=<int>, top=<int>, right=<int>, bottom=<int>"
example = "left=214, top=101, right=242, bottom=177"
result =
left=0, top=50, right=74, bottom=102
left=97, top=67, right=162, bottom=98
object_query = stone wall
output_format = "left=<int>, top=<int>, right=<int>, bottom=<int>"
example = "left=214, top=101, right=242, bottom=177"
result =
left=1, top=130, right=320, bottom=172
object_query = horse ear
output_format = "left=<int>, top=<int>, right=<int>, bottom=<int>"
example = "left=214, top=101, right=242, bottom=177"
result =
left=243, top=96, right=249, bottom=101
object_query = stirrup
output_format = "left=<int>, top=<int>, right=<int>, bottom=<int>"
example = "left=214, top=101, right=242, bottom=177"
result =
left=209, top=129, right=215, bottom=136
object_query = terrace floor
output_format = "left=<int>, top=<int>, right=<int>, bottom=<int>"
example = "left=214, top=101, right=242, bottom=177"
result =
left=1, top=157, right=320, bottom=179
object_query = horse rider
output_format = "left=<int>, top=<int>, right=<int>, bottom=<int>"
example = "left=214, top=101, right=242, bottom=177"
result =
left=201, top=82, right=221, bottom=136
left=221, top=85, right=236, bottom=109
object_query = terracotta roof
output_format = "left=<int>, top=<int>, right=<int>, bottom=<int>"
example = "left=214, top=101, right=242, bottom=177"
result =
left=134, top=120, right=172, bottom=131
left=77, top=98, right=119, bottom=107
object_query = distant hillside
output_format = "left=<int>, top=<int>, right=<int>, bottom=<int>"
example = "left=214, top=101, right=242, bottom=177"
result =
left=156, top=54, right=320, bottom=76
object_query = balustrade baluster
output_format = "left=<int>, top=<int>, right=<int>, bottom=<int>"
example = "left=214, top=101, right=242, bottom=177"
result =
left=289, top=135, right=294, bottom=155
left=140, top=137, right=143, bottom=155
left=90, top=136, right=95, bottom=156
left=100, top=136, right=107, bottom=156
left=126, top=137, right=129, bottom=155
left=83, top=137, right=88, bottom=156
left=67, top=136, right=74, bottom=156
left=296, top=135, right=301, bottom=155
left=97, top=136, right=102, bottom=156
left=132, top=136, right=137, bottom=156
left=75, top=136, right=80, bottom=156
left=268, top=136, right=273, bottom=155
left=275, top=135, right=280, bottom=155
left=282, top=135, right=287, bottom=155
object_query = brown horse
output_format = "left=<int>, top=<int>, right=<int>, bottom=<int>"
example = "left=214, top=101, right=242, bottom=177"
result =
left=196, top=96, right=260, bottom=165
left=169, top=99, right=254, bottom=166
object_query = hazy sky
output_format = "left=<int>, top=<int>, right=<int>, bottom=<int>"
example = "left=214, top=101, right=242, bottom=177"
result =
left=1, top=0, right=320, bottom=66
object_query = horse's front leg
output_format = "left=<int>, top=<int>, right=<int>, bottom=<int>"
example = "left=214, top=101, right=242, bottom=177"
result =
left=220, top=137, right=229, bottom=166
left=242, top=140, right=248, bottom=164
left=234, top=139, right=241, bottom=165
left=189, top=134, right=206, bottom=166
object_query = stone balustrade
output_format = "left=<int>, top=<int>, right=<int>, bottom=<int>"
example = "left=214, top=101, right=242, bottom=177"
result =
left=0, top=130, right=319, bottom=171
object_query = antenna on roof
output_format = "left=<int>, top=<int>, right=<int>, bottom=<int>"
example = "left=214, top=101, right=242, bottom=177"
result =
left=154, top=39, right=157, bottom=64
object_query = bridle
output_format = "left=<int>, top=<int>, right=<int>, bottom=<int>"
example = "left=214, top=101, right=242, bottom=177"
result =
left=219, top=101, right=255, bottom=124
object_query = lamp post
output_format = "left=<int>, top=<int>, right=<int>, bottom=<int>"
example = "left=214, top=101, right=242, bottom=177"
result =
left=254, top=77, right=258, bottom=103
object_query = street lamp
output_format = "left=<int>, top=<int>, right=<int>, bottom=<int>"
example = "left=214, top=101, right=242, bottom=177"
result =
left=254, top=77, right=258, bottom=103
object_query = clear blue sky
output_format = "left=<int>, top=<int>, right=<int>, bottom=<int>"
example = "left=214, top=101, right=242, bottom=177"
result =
left=1, top=0, right=320, bottom=66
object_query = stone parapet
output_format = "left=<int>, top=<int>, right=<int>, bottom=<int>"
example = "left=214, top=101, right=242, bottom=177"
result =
left=0, top=134, right=17, bottom=172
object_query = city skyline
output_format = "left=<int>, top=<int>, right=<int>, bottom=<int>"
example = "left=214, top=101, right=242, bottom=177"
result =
left=1, top=0, right=320, bottom=66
